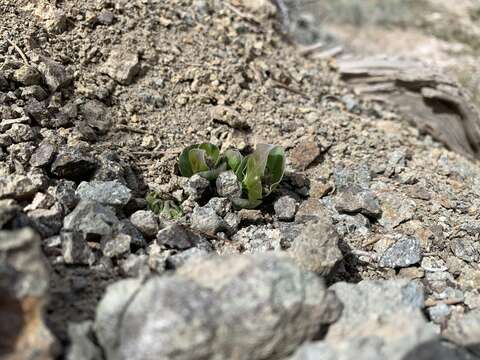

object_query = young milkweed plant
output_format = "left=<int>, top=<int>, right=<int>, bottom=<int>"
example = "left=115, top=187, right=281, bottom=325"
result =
left=146, top=192, right=183, bottom=219
left=234, top=144, right=286, bottom=209
left=178, top=143, right=243, bottom=180
left=177, top=143, right=286, bottom=209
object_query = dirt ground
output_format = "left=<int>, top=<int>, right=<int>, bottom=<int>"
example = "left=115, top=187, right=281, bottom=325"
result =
left=2, top=0, right=480, bottom=358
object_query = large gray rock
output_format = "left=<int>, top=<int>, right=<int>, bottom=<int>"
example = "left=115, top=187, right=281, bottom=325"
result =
left=328, top=279, right=425, bottom=337
left=444, top=310, right=480, bottom=357
left=288, top=278, right=460, bottom=360
left=95, top=253, right=341, bottom=360
left=288, top=219, right=343, bottom=275
left=289, top=313, right=470, bottom=360
left=66, top=321, right=102, bottom=360
left=76, top=180, right=132, bottom=207
left=0, top=228, right=57, bottom=359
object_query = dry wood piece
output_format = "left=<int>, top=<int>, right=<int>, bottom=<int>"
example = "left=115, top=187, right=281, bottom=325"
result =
left=336, top=56, right=480, bottom=159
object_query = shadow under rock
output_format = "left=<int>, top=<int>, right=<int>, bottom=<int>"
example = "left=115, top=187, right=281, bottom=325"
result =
left=402, top=339, right=480, bottom=360
left=327, top=235, right=364, bottom=286
left=45, top=263, right=121, bottom=348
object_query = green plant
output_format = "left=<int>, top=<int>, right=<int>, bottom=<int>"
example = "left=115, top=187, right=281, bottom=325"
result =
left=177, top=143, right=286, bottom=209
left=234, top=144, right=286, bottom=209
left=178, top=143, right=243, bottom=180
left=146, top=192, right=183, bottom=219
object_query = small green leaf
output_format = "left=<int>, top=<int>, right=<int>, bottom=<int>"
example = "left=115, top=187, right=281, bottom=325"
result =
left=198, top=143, right=220, bottom=167
left=178, top=145, right=197, bottom=177
left=160, top=200, right=183, bottom=219
left=263, top=145, right=285, bottom=195
left=233, top=144, right=286, bottom=209
left=188, top=149, right=209, bottom=174
left=224, top=149, right=243, bottom=172
left=178, top=143, right=223, bottom=179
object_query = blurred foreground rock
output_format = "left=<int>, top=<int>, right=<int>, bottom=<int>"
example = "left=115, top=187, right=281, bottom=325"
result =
left=0, top=228, right=57, bottom=360
left=95, top=253, right=341, bottom=360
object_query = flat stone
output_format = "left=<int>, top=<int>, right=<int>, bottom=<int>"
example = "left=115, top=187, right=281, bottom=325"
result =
left=13, top=65, right=42, bottom=86
left=80, top=100, right=110, bottom=134
left=129, top=210, right=159, bottom=238
left=274, top=195, right=297, bottom=221
left=290, top=140, right=321, bottom=170
left=290, top=311, right=454, bottom=360
left=76, top=180, right=131, bottom=207
left=166, top=247, right=210, bottom=269
left=101, top=233, right=131, bottom=258
left=210, top=105, right=249, bottom=129
left=232, top=225, right=282, bottom=253
left=328, top=279, right=425, bottom=339
left=27, top=203, right=63, bottom=237
left=335, top=188, right=381, bottom=217
left=97, top=10, right=115, bottom=25
left=379, top=235, right=422, bottom=268
left=63, top=200, right=119, bottom=240
left=156, top=223, right=207, bottom=250
left=288, top=219, right=342, bottom=275
left=102, top=47, right=139, bottom=85
left=190, top=206, right=225, bottom=234
left=51, top=147, right=97, bottom=181
left=333, top=164, right=371, bottom=191
left=378, top=192, right=416, bottom=229
left=38, top=58, right=73, bottom=92
left=30, top=142, right=56, bottom=167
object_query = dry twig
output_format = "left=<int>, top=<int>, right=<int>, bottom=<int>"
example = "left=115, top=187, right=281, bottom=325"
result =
left=6, top=38, right=29, bottom=65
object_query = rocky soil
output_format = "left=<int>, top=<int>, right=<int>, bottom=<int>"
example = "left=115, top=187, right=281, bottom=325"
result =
left=1, top=0, right=480, bottom=359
